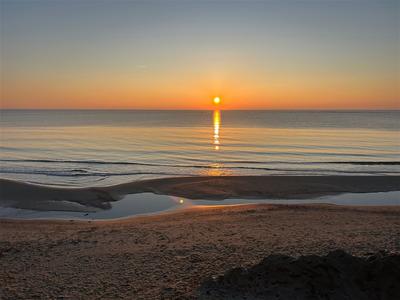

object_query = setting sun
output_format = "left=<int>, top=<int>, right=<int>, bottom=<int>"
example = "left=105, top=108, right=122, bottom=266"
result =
left=213, top=97, right=221, bottom=105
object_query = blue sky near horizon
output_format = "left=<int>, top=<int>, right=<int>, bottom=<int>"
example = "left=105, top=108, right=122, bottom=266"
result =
left=1, top=0, right=399, bottom=109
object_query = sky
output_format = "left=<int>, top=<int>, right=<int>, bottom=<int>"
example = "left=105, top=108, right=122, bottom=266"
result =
left=0, top=0, right=399, bottom=110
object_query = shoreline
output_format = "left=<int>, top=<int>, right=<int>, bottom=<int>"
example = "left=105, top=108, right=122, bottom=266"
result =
left=1, top=175, right=400, bottom=212
left=1, top=203, right=399, bottom=298
left=0, top=201, right=399, bottom=224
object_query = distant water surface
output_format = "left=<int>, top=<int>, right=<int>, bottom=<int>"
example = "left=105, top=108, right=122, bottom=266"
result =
left=0, top=110, right=399, bottom=187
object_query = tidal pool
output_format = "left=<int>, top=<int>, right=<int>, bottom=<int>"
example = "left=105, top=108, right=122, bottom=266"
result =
left=0, top=191, right=399, bottom=220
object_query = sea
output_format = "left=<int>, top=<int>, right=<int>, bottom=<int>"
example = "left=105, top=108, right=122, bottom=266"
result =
left=0, top=110, right=399, bottom=187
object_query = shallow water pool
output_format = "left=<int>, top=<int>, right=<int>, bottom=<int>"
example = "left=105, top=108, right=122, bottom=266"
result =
left=0, top=191, right=399, bottom=220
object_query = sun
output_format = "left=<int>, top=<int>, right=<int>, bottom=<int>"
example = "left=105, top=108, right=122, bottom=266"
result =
left=213, top=97, right=221, bottom=105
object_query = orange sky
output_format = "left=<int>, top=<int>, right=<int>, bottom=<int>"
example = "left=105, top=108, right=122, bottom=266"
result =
left=2, top=71, right=398, bottom=110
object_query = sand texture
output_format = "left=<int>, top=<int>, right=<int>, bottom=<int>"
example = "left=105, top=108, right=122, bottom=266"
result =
left=1, top=203, right=399, bottom=299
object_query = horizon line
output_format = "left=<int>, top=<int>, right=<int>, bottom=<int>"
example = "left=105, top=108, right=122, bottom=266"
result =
left=1, top=108, right=399, bottom=112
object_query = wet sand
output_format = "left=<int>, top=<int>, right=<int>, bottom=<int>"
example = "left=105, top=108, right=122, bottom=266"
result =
left=1, top=203, right=399, bottom=299
left=1, top=175, right=399, bottom=211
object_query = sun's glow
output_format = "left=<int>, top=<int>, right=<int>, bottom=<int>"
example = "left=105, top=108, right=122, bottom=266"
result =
left=213, top=97, right=221, bottom=105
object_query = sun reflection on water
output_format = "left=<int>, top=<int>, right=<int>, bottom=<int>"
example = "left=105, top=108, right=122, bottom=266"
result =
left=199, top=110, right=233, bottom=176
left=213, top=110, right=221, bottom=151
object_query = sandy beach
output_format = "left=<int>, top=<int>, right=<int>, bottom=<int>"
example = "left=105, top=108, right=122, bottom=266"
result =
left=1, top=202, right=399, bottom=299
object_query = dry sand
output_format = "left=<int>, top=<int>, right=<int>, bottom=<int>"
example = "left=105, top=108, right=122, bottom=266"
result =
left=1, top=203, right=399, bottom=299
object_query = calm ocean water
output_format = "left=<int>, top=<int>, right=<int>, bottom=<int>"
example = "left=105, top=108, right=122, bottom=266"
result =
left=0, top=110, right=399, bottom=187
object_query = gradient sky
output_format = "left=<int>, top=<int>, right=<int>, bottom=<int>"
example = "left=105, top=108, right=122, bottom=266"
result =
left=1, top=0, right=399, bottom=109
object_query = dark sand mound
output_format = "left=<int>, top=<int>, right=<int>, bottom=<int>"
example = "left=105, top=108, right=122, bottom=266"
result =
left=198, top=250, right=400, bottom=300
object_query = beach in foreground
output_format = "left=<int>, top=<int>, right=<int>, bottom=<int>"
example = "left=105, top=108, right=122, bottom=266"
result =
left=1, top=203, right=399, bottom=299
